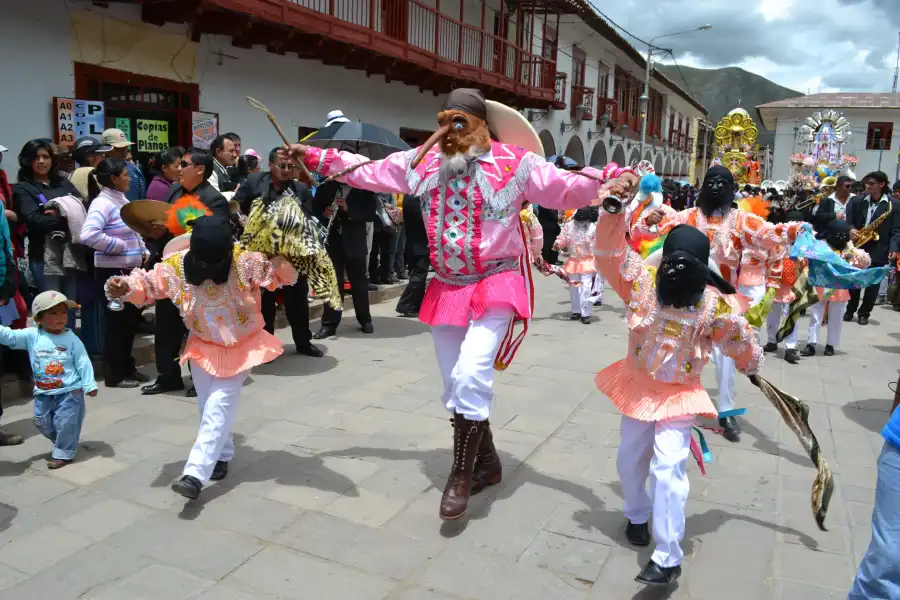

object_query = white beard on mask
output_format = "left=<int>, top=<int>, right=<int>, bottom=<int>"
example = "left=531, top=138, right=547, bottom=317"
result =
left=438, top=146, right=487, bottom=183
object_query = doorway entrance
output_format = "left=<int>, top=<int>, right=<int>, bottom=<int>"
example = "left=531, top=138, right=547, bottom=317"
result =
left=74, top=63, right=200, bottom=176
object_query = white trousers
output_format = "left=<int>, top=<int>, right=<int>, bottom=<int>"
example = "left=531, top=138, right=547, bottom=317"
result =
left=589, top=273, right=605, bottom=303
left=712, top=283, right=764, bottom=413
left=183, top=364, right=247, bottom=483
left=617, top=415, right=694, bottom=568
left=569, top=273, right=595, bottom=317
left=431, top=306, right=514, bottom=421
left=807, top=300, right=845, bottom=348
left=766, top=301, right=797, bottom=349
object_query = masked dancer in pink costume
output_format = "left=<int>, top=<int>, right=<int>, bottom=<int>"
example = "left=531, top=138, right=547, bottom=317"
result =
left=554, top=206, right=597, bottom=323
left=593, top=194, right=768, bottom=586
left=287, top=88, right=619, bottom=521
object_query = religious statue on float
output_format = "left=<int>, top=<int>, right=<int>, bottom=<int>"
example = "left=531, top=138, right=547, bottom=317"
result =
left=712, top=107, right=761, bottom=185
left=789, top=109, right=857, bottom=190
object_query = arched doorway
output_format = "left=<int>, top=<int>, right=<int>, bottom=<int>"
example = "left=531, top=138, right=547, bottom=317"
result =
left=628, top=148, right=641, bottom=166
left=654, top=154, right=663, bottom=174
left=563, top=136, right=585, bottom=165
left=538, top=129, right=556, bottom=158
left=664, top=157, right=673, bottom=177
left=611, top=143, right=626, bottom=166
left=643, top=150, right=652, bottom=162
left=589, top=141, right=608, bottom=167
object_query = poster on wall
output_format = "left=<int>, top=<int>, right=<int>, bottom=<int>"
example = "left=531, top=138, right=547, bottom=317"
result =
left=136, top=119, right=169, bottom=152
left=115, top=118, right=132, bottom=143
left=191, top=111, right=218, bottom=149
left=54, top=97, right=105, bottom=146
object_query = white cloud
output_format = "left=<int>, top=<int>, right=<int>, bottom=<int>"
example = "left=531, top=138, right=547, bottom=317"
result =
left=592, top=0, right=897, bottom=92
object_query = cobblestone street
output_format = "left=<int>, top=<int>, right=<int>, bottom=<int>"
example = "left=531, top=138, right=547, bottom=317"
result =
left=0, top=275, right=893, bottom=599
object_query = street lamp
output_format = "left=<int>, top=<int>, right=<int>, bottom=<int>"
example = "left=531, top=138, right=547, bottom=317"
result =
left=639, top=24, right=712, bottom=156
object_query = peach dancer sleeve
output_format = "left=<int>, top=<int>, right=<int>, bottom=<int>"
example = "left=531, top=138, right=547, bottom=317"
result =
left=737, top=212, right=809, bottom=252
left=848, top=246, right=872, bottom=269
left=122, top=262, right=176, bottom=307
left=593, top=211, right=654, bottom=307
left=710, top=310, right=762, bottom=375
left=237, top=252, right=298, bottom=292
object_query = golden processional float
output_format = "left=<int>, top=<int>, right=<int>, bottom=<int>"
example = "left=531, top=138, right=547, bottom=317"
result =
left=712, top=107, right=761, bottom=185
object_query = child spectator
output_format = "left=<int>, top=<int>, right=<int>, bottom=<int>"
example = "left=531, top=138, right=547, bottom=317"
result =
left=0, top=291, right=97, bottom=468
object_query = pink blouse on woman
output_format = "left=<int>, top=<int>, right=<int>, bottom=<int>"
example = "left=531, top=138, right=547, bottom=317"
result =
left=121, top=247, right=297, bottom=377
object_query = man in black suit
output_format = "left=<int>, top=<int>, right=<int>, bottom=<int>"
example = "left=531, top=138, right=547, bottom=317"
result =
left=811, top=175, right=854, bottom=229
left=843, top=171, right=900, bottom=325
left=143, top=148, right=231, bottom=396
left=311, top=180, right=376, bottom=337
left=233, top=148, right=323, bottom=357
left=395, top=194, right=428, bottom=317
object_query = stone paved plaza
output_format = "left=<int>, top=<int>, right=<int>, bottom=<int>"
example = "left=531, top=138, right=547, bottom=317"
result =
left=0, top=275, right=894, bottom=599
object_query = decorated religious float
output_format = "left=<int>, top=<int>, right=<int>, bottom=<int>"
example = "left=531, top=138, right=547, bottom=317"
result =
left=788, top=109, right=857, bottom=190
left=712, top=107, right=761, bottom=186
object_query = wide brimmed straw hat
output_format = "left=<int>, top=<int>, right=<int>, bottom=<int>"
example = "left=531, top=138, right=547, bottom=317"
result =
left=120, top=200, right=170, bottom=239
left=485, top=100, right=542, bottom=155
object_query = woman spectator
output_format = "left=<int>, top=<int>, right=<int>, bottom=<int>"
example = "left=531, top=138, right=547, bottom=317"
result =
left=13, top=139, right=82, bottom=305
left=234, top=149, right=261, bottom=187
left=81, top=158, right=148, bottom=388
left=146, top=147, right=184, bottom=201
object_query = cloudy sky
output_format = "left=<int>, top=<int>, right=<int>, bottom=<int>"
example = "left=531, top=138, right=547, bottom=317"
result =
left=594, top=0, right=899, bottom=93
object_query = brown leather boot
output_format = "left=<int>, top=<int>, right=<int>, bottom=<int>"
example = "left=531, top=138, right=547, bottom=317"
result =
left=472, top=419, right=502, bottom=494
left=440, top=413, right=485, bottom=520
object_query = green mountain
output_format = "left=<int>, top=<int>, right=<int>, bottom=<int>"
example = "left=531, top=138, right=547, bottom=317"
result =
left=656, top=65, right=803, bottom=148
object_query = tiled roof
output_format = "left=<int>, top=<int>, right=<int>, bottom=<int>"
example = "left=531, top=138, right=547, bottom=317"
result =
left=756, top=93, right=900, bottom=110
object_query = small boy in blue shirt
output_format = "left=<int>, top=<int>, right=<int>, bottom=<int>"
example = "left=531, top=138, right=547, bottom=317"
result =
left=0, top=291, right=97, bottom=468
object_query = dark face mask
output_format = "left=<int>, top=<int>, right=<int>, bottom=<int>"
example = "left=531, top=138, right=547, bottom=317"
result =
left=698, top=173, right=734, bottom=216
left=656, top=255, right=707, bottom=308
left=574, top=208, right=592, bottom=222
left=825, top=231, right=850, bottom=250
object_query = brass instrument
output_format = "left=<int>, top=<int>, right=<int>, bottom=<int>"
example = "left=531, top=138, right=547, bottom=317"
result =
left=855, top=202, right=893, bottom=247
left=794, top=191, right=825, bottom=212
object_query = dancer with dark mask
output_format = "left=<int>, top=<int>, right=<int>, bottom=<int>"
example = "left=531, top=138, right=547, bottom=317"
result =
left=105, top=216, right=297, bottom=500
left=553, top=206, right=597, bottom=323
left=801, top=219, right=871, bottom=357
left=643, top=166, right=808, bottom=441
left=592, top=197, right=763, bottom=587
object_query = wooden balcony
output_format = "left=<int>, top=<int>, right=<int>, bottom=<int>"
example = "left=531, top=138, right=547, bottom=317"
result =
left=553, top=73, right=567, bottom=110
left=141, top=0, right=557, bottom=108
left=571, top=85, right=594, bottom=121
left=596, top=97, right=616, bottom=126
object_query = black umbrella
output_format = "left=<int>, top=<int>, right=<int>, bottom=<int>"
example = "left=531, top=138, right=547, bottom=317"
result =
left=304, top=121, right=409, bottom=160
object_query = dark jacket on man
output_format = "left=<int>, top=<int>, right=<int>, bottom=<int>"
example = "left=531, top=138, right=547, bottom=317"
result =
left=233, top=171, right=312, bottom=216
left=311, top=181, right=377, bottom=259
left=402, top=195, right=428, bottom=260
left=844, top=193, right=900, bottom=265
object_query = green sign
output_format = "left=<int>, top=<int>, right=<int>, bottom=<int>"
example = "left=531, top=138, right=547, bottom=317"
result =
left=115, top=118, right=131, bottom=144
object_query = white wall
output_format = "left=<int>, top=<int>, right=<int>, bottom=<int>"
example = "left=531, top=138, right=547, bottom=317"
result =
left=769, top=109, right=900, bottom=182
left=0, top=3, right=74, bottom=173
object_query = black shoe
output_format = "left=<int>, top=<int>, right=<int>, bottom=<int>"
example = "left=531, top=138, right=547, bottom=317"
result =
left=186, top=386, right=197, bottom=398
left=625, top=521, right=650, bottom=546
left=570, top=313, right=580, bottom=320
left=858, top=316, right=869, bottom=325
left=784, top=349, right=800, bottom=364
left=297, top=343, right=324, bottom=358
left=130, top=371, right=150, bottom=383
left=635, top=560, right=681, bottom=587
left=396, top=271, right=409, bottom=281
left=800, top=344, right=816, bottom=357
left=210, top=461, right=228, bottom=481
left=763, top=342, right=778, bottom=353
left=592, top=300, right=603, bottom=307
left=171, top=475, right=202, bottom=499
left=383, top=274, right=398, bottom=285
left=313, top=326, right=336, bottom=340
left=580, top=316, right=591, bottom=324
left=105, top=379, right=140, bottom=389
left=367, top=283, right=378, bottom=292
left=824, top=345, right=835, bottom=356
left=843, top=312, right=854, bottom=322
left=719, top=417, right=741, bottom=442
left=0, top=427, right=24, bottom=446
left=141, top=380, right=184, bottom=396
left=396, top=310, right=418, bottom=318
left=360, top=322, right=374, bottom=334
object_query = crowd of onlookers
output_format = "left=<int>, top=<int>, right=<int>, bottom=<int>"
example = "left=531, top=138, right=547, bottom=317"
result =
left=0, top=115, right=430, bottom=448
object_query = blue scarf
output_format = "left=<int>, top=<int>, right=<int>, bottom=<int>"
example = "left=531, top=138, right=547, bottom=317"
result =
left=790, top=229, right=890, bottom=290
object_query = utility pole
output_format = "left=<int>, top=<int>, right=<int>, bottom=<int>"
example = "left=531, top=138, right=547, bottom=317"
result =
left=892, top=31, right=899, bottom=93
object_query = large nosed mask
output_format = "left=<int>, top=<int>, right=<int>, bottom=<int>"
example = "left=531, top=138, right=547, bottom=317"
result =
left=412, top=110, right=489, bottom=166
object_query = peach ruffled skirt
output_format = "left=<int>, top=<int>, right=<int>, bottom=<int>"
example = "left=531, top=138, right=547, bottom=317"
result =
left=596, top=359, right=718, bottom=422
left=563, top=256, right=596, bottom=275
